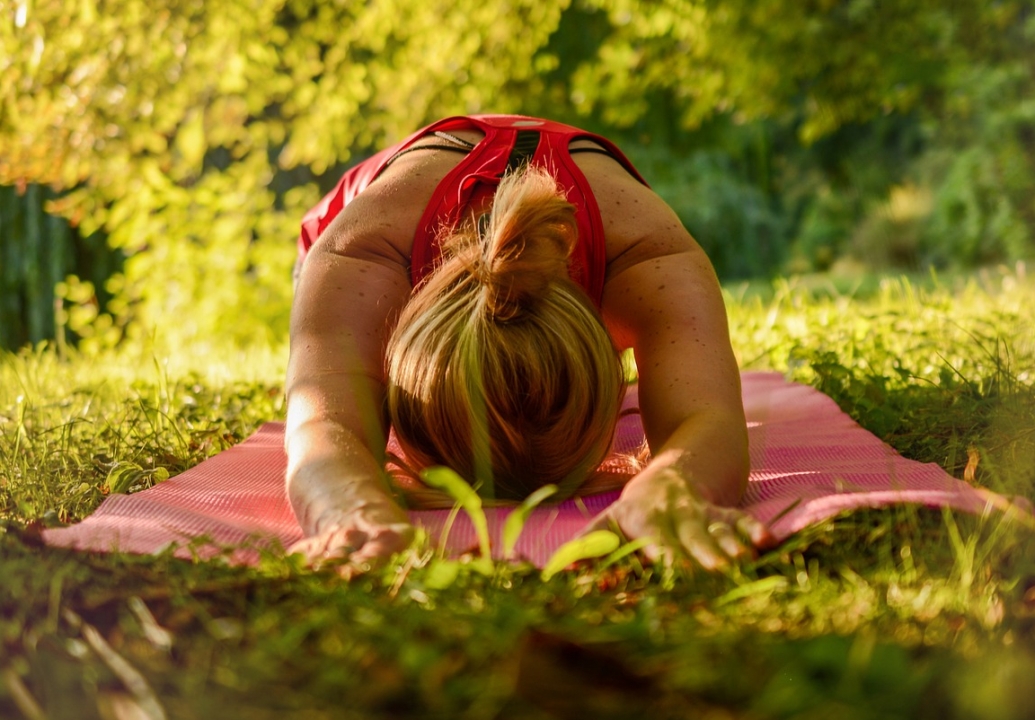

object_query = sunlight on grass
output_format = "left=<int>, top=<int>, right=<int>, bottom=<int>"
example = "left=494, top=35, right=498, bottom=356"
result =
left=2, top=268, right=1034, bottom=719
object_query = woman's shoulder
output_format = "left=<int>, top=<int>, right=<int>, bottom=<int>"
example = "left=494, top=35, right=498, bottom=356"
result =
left=573, top=156, right=701, bottom=282
left=311, top=148, right=469, bottom=265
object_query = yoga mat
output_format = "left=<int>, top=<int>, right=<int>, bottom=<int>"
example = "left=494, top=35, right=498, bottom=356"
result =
left=42, top=373, right=1023, bottom=567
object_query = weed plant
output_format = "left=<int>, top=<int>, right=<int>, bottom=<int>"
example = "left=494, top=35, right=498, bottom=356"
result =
left=1, top=269, right=1034, bottom=719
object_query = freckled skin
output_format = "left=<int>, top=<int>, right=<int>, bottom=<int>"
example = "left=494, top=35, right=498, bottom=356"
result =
left=286, top=128, right=771, bottom=573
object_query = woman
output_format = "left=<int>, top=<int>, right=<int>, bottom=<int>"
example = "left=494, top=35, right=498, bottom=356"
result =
left=286, top=114, right=773, bottom=572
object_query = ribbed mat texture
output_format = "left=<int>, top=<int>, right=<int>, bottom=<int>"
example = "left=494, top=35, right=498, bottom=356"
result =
left=42, top=373, right=1019, bottom=566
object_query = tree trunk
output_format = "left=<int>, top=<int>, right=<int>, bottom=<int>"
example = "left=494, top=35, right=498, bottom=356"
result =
left=0, top=184, right=117, bottom=351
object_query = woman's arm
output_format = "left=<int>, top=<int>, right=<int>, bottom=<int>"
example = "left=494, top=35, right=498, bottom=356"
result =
left=285, top=191, right=417, bottom=569
left=285, top=137, right=487, bottom=568
left=593, top=179, right=774, bottom=569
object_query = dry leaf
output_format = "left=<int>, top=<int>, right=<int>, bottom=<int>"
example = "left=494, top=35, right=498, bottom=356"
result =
left=964, top=446, right=980, bottom=484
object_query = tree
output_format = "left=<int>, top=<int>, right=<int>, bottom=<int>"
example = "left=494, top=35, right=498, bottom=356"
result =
left=1, top=0, right=569, bottom=348
left=1, top=0, right=1031, bottom=349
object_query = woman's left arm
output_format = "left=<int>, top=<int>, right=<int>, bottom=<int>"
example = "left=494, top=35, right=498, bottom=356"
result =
left=594, top=183, right=774, bottom=569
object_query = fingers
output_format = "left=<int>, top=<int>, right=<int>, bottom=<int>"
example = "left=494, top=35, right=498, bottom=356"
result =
left=349, top=523, right=415, bottom=565
left=675, top=519, right=729, bottom=571
left=661, top=506, right=772, bottom=571
left=578, top=501, right=775, bottom=573
left=291, top=526, right=367, bottom=562
left=288, top=534, right=348, bottom=561
left=707, top=522, right=749, bottom=560
left=577, top=509, right=675, bottom=565
left=737, top=515, right=778, bottom=549
left=289, top=519, right=415, bottom=578
left=708, top=507, right=774, bottom=549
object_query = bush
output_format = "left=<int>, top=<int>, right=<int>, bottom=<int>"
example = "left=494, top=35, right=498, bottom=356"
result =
left=629, top=146, right=788, bottom=279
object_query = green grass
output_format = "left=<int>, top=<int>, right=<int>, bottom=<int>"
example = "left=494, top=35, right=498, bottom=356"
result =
left=2, top=269, right=1034, bottom=719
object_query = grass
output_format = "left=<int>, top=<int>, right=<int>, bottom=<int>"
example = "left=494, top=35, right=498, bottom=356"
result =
left=1, top=267, right=1034, bottom=719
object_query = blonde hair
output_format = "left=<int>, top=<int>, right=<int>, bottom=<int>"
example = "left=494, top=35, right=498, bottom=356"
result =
left=385, top=166, right=625, bottom=500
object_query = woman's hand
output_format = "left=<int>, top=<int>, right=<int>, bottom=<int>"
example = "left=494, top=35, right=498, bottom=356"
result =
left=581, top=467, right=774, bottom=570
left=288, top=485, right=414, bottom=573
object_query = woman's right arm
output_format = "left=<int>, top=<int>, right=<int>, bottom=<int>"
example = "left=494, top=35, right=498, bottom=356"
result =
left=285, top=193, right=415, bottom=568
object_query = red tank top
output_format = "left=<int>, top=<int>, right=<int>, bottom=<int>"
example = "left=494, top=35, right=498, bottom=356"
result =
left=297, top=115, right=648, bottom=306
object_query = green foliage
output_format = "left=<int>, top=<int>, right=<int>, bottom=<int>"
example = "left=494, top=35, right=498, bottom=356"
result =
left=2, top=272, right=1034, bottom=718
left=541, top=530, right=621, bottom=581
left=631, top=144, right=788, bottom=278
left=728, top=269, right=1035, bottom=492
left=5, top=4, right=1035, bottom=714
left=569, top=0, right=972, bottom=140
left=420, top=466, right=492, bottom=568
left=2, top=0, right=1035, bottom=352
left=0, top=0, right=570, bottom=350
left=0, top=342, right=286, bottom=523
left=919, top=55, right=1035, bottom=268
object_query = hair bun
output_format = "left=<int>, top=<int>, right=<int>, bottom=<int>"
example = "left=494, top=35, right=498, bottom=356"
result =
left=388, top=165, right=623, bottom=502
left=477, top=166, right=578, bottom=322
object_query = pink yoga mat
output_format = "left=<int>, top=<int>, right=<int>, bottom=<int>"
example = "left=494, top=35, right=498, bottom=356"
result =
left=43, top=373, right=1022, bottom=566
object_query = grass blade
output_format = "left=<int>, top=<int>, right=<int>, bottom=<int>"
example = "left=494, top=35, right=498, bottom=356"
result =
left=502, top=484, right=557, bottom=558
left=541, top=530, right=621, bottom=581
left=421, top=466, right=492, bottom=560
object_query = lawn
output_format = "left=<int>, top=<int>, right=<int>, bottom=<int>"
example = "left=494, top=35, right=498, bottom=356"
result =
left=2, top=268, right=1034, bottom=720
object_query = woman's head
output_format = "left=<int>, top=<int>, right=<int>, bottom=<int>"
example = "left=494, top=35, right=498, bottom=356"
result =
left=386, top=166, right=625, bottom=500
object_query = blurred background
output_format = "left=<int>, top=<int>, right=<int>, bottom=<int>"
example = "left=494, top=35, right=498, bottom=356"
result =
left=1, top=0, right=1032, bottom=352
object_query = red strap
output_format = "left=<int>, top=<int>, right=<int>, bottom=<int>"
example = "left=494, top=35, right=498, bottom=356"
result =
left=297, top=115, right=649, bottom=307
